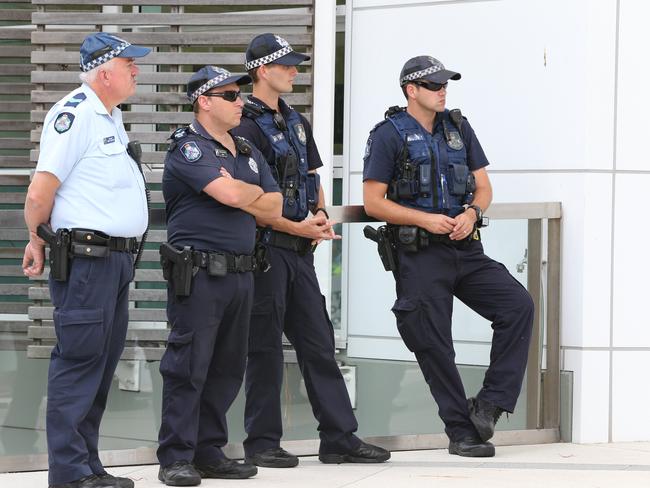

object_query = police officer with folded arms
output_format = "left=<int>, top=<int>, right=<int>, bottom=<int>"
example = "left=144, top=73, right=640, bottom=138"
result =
left=363, top=56, right=534, bottom=457
left=231, top=33, right=390, bottom=468
left=156, top=66, right=282, bottom=486
left=22, top=33, right=150, bottom=488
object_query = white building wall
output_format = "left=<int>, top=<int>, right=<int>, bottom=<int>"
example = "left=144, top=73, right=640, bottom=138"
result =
left=342, top=0, right=649, bottom=443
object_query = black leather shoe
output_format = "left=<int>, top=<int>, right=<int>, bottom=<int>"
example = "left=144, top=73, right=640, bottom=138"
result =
left=195, top=458, right=257, bottom=479
left=50, top=475, right=112, bottom=488
left=448, top=436, right=495, bottom=457
left=468, top=396, right=505, bottom=442
left=319, top=441, right=391, bottom=464
left=158, top=461, right=201, bottom=486
left=245, top=447, right=299, bottom=468
left=96, top=473, right=134, bottom=488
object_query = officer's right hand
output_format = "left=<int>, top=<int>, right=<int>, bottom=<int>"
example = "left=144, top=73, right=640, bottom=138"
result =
left=294, top=214, right=338, bottom=241
left=22, top=241, right=45, bottom=277
left=419, top=213, right=456, bottom=235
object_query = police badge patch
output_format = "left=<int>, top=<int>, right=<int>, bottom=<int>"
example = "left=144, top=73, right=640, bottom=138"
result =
left=53, top=112, right=75, bottom=134
left=248, top=157, right=259, bottom=174
left=364, top=137, right=373, bottom=159
left=180, top=141, right=202, bottom=162
left=447, top=131, right=464, bottom=150
left=293, top=123, right=307, bottom=145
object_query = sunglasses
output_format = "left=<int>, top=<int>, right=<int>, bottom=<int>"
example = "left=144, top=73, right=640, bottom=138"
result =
left=413, top=80, right=448, bottom=92
left=202, top=90, right=241, bottom=102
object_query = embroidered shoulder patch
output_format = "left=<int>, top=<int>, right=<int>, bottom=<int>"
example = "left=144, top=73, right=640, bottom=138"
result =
left=180, top=141, right=202, bottom=162
left=293, top=123, right=307, bottom=145
left=53, top=112, right=75, bottom=134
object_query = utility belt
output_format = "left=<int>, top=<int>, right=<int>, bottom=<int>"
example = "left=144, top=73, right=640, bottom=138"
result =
left=37, top=224, right=138, bottom=282
left=389, top=224, right=480, bottom=253
left=257, top=227, right=313, bottom=255
left=159, top=242, right=258, bottom=297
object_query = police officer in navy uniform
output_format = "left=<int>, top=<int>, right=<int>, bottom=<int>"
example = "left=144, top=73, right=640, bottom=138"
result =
left=363, top=56, right=534, bottom=457
left=231, top=33, right=390, bottom=468
left=156, top=66, right=282, bottom=486
left=22, top=33, right=151, bottom=488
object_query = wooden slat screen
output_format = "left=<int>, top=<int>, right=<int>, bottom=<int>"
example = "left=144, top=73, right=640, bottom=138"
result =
left=25, top=0, right=315, bottom=358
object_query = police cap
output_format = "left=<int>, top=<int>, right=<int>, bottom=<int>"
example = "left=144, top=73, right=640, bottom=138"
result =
left=245, top=33, right=310, bottom=71
left=399, top=55, right=461, bottom=86
left=187, top=65, right=252, bottom=104
left=79, top=32, right=150, bottom=72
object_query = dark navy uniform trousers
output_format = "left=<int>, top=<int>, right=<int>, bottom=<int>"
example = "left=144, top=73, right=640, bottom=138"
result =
left=392, top=238, right=534, bottom=442
left=47, top=252, right=133, bottom=485
left=244, top=247, right=360, bottom=456
left=157, top=269, right=253, bottom=467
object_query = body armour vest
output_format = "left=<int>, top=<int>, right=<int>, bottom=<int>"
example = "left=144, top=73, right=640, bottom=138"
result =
left=243, top=100, right=318, bottom=222
left=386, top=107, right=475, bottom=217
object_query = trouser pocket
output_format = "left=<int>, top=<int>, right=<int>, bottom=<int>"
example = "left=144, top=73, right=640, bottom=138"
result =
left=160, top=328, right=194, bottom=380
left=53, top=308, right=105, bottom=360
left=391, top=297, right=434, bottom=352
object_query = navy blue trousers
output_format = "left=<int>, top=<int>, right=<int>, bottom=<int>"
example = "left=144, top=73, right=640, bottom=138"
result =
left=157, top=269, right=253, bottom=467
left=244, top=247, right=359, bottom=456
left=392, top=239, right=534, bottom=442
left=47, top=252, right=133, bottom=485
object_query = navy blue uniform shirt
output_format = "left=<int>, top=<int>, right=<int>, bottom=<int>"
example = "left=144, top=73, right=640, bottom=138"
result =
left=163, top=120, right=280, bottom=254
left=232, top=96, right=323, bottom=171
left=363, top=111, right=489, bottom=184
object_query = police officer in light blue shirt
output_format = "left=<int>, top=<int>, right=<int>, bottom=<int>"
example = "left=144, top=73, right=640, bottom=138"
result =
left=22, top=32, right=151, bottom=488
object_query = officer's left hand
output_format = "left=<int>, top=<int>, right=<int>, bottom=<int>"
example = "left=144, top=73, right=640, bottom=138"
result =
left=312, top=220, right=342, bottom=246
left=449, top=209, right=476, bottom=241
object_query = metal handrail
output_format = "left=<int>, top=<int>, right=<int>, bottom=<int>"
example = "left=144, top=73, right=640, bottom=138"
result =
left=329, top=202, right=562, bottom=433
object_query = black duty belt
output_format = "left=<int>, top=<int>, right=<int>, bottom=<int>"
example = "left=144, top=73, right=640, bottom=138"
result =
left=389, top=225, right=479, bottom=251
left=70, top=228, right=139, bottom=256
left=191, top=250, right=256, bottom=273
left=257, top=228, right=313, bottom=255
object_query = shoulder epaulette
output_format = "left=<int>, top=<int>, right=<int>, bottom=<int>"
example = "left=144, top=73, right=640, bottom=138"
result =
left=63, top=92, right=87, bottom=108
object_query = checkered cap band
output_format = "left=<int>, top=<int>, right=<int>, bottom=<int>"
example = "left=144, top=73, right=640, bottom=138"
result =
left=244, top=45, right=294, bottom=71
left=80, top=41, right=131, bottom=72
left=189, top=70, right=233, bottom=103
left=400, top=65, right=442, bottom=84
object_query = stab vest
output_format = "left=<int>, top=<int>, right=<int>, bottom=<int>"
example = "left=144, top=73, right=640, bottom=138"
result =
left=243, top=100, right=313, bottom=222
left=386, top=107, right=474, bottom=216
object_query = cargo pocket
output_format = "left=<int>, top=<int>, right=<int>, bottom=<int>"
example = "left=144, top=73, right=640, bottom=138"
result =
left=53, top=308, right=104, bottom=360
left=248, top=296, right=276, bottom=353
left=391, top=297, right=432, bottom=352
left=160, top=328, right=194, bottom=380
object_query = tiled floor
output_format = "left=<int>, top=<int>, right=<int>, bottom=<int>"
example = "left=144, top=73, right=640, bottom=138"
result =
left=2, top=442, right=650, bottom=487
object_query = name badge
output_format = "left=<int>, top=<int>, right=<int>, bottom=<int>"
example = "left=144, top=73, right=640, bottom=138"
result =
left=103, top=136, right=115, bottom=144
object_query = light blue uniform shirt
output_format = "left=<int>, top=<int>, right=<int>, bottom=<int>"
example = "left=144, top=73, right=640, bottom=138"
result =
left=36, top=83, right=148, bottom=237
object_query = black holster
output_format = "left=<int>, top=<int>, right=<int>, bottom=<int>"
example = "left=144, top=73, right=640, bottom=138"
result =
left=37, top=224, right=70, bottom=282
left=363, top=225, right=398, bottom=272
left=159, top=242, right=194, bottom=297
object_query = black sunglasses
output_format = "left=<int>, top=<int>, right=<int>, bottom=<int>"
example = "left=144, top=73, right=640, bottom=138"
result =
left=202, top=90, right=241, bottom=102
left=413, top=80, right=448, bottom=92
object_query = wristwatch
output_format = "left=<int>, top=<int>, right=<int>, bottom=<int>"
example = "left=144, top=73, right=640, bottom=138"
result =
left=466, top=204, right=488, bottom=228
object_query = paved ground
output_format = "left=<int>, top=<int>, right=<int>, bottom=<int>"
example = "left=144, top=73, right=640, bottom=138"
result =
left=2, top=442, right=649, bottom=487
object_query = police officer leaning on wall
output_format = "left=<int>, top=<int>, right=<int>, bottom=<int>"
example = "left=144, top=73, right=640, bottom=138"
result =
left=363, top=56, right=535, bottom=457
left=231, top=33, right=390, bottom=468
left=22, top=33, right=151, bottom=488
left=156, top=66, right=282, bottom=486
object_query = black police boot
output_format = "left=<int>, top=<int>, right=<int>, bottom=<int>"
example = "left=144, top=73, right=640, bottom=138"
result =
left=157, top=461, right=201, bottom=486
left=468, top=396, right=505, bottom=442
left=245, top=447, right=299, bottom=468
left=318, top=441, right=391, bottom=464
left=195, top=458, right=257, bottom=479
left=49, top=475, right=116, bottom=488
left=448, top=436, right=495, bottom=457
left=95, top=473, right=134, bottom=488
